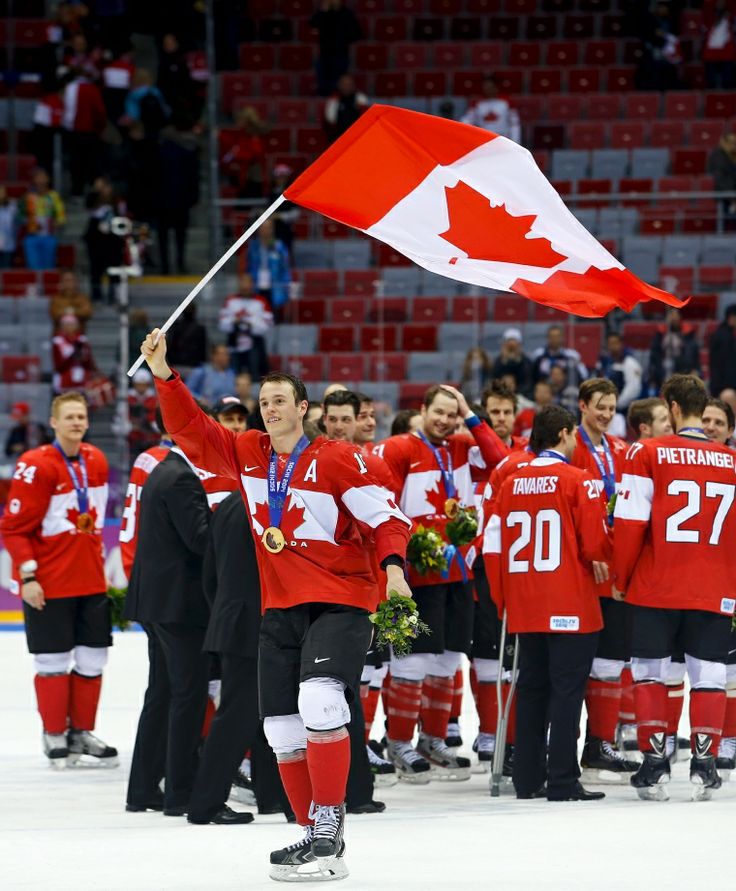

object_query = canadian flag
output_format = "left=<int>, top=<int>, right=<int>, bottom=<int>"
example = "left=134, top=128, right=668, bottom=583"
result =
left=285, top=105, right=683, bottom=318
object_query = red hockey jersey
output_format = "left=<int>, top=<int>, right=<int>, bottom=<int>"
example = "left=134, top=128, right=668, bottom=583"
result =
left=483, top=455, right=610, bottom=634
left=1, top=443, right=108, bottom=598
left=377, top=420, right=509, bottom=586
left=119, top=443, right=170, bottom=579
left=155, top=374, right=411, bottom=612
left=613, top=435, right=736, bottom=615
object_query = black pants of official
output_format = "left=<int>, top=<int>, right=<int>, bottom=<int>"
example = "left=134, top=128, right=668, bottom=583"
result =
left=513, top=631, right=599, bottom=798
left=346, top=693, right=375, bottom=808
left=127, top=623, right=209, bottom=811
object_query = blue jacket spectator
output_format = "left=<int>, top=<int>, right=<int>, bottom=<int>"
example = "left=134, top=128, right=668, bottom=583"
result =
left=246, top=218, right=291, bottom=309
left=186, top=344, right=237, bottom=407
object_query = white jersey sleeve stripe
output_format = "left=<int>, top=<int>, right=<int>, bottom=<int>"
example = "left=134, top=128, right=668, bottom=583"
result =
left=341, top=484, right=412, bottom=530
left=483, top=513, right=502, bottom=555
left=615, top=473, right=653, bottom=522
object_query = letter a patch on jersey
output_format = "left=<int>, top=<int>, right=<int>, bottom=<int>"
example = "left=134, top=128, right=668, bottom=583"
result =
left=303, top=459, right=318, bottom=483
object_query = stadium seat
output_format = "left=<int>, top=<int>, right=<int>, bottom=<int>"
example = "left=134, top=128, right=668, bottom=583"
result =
left=422, top=271, right=458, bottom=296
left=532, top=304, right=567, bottom=322
left=331, top=299, right=366, bottom=324
left=450, top=17, right=484, bottom=40
left=688, top=120, right=725, bottom=149
left=355, top=44, right=389, bottom=70
left=369, top=353, right=408, bottom=381
left=1, top=355, right=41, bottom=383
left=576, top=178, right=612, bottom=209
left=451, top=297, right=489, bottom=323
left=564, top=15, right=595, bottom=39
left=663, top=93, right=700, bottom=118
left=488, top=18, right=519, bottom=39
left=319, top=326, right=355, bottom=352
left=293, top=241, right=334, bottom=268
left=368, top=297, right=409, bottom=322
left=590, top=149, right=628, bottom=180
left=284, top=299, right=326, bottom=324
left=452, top=72, right=484, bottom=95
left=278, top=356, right=324, bottom=381
left=546, top=41, right=579, bottom=65
left=573, top=207, right=598, bottom=233
left=470, top=44, right=503, bottom=68
left=681, top=294, right=718, bottom=320
left=279, top=46, right=313, bottom=71
left=343, top=270, right=377, bottom=297
left=533, top=124, right=566, bottom=150
left=433, top=43, right=466, bottom=67
left=547, top=94, right=583, bottom=121
left=699, top=267, right=735, bottom=289
left=584, top=40, right=616, bottom=65
left=412, top=18, right=445, bottom=40
left=373, top=17, right=409, bottom=41
left=408, top=352, right=449, bottom=381
left=412, top=297, right=447, bottom=322
left=598, top=207, right=639, bottom=238
left=606, top=68, right=635, bottom=92
left=610, top=121, right=646, bottom=149
left=327, top=354, right=366, bottom=381
left=526, top=16, right=558, bottom=39
left=333, top=240, right=372, bottom=270
left=662, top=236, right=701, bottom=267
left=569, top=324, right=602, bottom=367
left=301, top=270, right=339, bottom=297
left=551, top=149, right=589, bottom=181
left=239, top=45, right=275, bottom=70
left=568, top=68, right=600, bottom=93
left=375, top=72, right=409, bottom=96
left=438, top=322, right=475, bottom=352
left=413, top=71, right=447, bottom=96
left=704, top=93, right=736, bottom=118
left=493, top=296, right=530, bottom=322
left=623, top=93, right=660, bottom=119
left=399, top=382, right=432, bottom=409
left=650, top=121, right=686, bottom=149
left=510, top=42, right=542, bottom=66
left=585, top=95, right=620, bottom=120
left=659, top=266, right=694, bottom=296
left=401, top=324, right=438, bottom=351
left=569, top=122, right=606, bottom=150
left=672, top=148, right=707, bottom=175
left=530, top=69, right=562, bottom=94
left=702, top=236, right=736, bottom=267
left=394, top=43, right=429, bottom=68
left=640, top=207, right=678, bottom=235
left=382, top=267, right=421, bottom=295
left=619, top=178, right=652, bottom=206
left=622, top=322, right=660, bottom=349
left=360, top=325, right=398, bottom=351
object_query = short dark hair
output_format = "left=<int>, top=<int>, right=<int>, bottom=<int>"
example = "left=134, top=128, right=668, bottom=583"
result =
left=260, top=372, right=308, bottom=405
left=482, top=379, right=518, bottom=413
left=391, top=408, right=419, bottom=436
left=661, top=373, right=708, bottom=419
left=529, top=405, right=576, bottom=453
left=423, top=385, right=458, bottom=409
left=706, top=397, right=735, bottom=432
left=578, top=377, right=618, bottom=404
left=324, top=389, right=360, bottom=417
left=627, top=397, right=666, bottom=435
left=353, top=391, right=373, bottom=407
left=725, top=304, right=736, bottom=321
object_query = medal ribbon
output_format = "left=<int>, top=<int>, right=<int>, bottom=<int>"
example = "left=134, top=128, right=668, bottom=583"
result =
left=53, top=440, right=89, bottom=513
left=416, top=431, right=456, bottom=499
left=537, top=449, right=570, bottom=464
left=578, top=427, right=615, bottom=500
left=679, top=427, right=707, bottom=437
left=267, top=435, right=309, bottom=530
left=441, top=544, right=469, bottom=582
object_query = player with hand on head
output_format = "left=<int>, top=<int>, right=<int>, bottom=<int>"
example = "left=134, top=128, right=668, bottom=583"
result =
left=140, top=329, right=411, bottom=882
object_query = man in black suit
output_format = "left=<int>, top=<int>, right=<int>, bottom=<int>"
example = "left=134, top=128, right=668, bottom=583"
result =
left=124, top=445, right=216, bottom=817
left=187, top=489, right=290, bottom=824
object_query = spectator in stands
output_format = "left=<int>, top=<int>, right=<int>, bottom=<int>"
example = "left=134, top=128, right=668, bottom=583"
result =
left=595, top=331, right=643, bottom=417
left=52, top=313, right=98, bottom=394
left=461, top=75, right=521, bottom=144
left=129, top=307, right=151, bottom=361
left=311, top=0, right=363, bottom=97
left=246, top=219, right=291, bottom=313
left=218, top=273, right=273, bottom=377
left=459, top=346, right=494, bottom=403
left=157, top=33, right=197, bottom=120
left=19, top=169, right=66, bottom=270
left=391, top=409, right=422, bottom=436
left=707, top=132, right=736, bottom=226
left=31, top=76, right=66, bottom=177
left=0, top=187, right=18, bottom=267
left=84, top=176, right=125, bottom=302
left=323, top=74, right=370, bottom=144
left=4, top=402, right=52, bottom=459
left=219, top=106, right=268, bottom=199
left=532, top=324, right=588, bottom=388
left=235, top=371, right=258, bottom=417
left=647, top=307, right=701, bottom=391
left=492, top=328, right=534, bottom=397
left=306, top=402, right=324, bottom=425
left=63, top=68, right=107, bottom=197
left=128, top=368, right=158, bottom=458
left=102, top=42, right=136, bottom=125
left=123, top=68, right=170, bottom=138
left=63, top=32, right=103, bottom=82
left=709, top=303, right=736, bottom=395
left=636, top=0, right=682, bottom=90
left=157, top=110, right=201, bottom=275
left=513, top=379, right=554, bottom=439
left=548, top=364, right=578, bottom=414
left=49, top=270, right=93, bottom=330
left=268, top=164, right=299, bottom=253
left=167, top=303, right=208, bottom=373
left=702, top=2, right=736, bottom=89
left=186, top=344, right=237, bottom=406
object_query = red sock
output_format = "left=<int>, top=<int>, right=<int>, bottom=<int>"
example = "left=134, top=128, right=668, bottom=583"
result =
left=201, top=696, right=216, bottom=738
left=363, top=687, right=380, bottom=743
left=619, top=667, right=635, bottom=725
left=277, top=752, right=313, bottom=826
left=634, top=681, right=668, bottom=753
left=306, top=727, right=351, bottom=805
left=723, top=688, right=736, bottom=739
left=34, top=673, right=70, bottom=734
left=476, top=682, right=499, bottom=735
left=387, top=677, right=422, bottom=743
left=419, top=674, right=454, bottom=738
left=469, top=665, right=478, bottom=705
left=665, top=682, right=686, bottom=736
left=450, top=667, right=464, bottom=720
left=501, top=681, right=517, bottom=744
left=69, top=672, right=101, bottom=731
left=689, top=688, right=726, bottom=756
left=585, top=678, right=622, bottom=743
left=381, top=672, right=392, bottom=727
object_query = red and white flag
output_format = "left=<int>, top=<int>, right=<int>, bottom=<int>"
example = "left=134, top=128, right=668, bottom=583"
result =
left=285, top=105, right=683, bottom=318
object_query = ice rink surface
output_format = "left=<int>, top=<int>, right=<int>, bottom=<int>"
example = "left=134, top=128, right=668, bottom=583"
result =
left=0, top=630, right=733, bottom=891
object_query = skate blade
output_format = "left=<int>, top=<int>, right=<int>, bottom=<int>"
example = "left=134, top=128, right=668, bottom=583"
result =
left=472, top=761, right=492, bottom=775
left=270, top=857, right=349, bottom=883
left=635, top=784, right=670, bottom=802
left=427, top=764, right=472, bottom=782
left=373, top=773, right=398, bottom=788
left=67, top=753, right=120, bottom=769
left=718, top=769, right=732, bottom=783
left=581, top=768, right=630, bottom=786
left=396, top=770, right=431, bottom=785
left=47, top=758, right=67, bottom=770
left=230, top=786, right=257, bottom=805
left=690, top=776, right=719, bottom=802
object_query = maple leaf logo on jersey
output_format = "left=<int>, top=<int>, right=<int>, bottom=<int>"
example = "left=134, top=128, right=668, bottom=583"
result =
left=251, top=500, right=271, bottom=534
left=439, top=181, right=567, bottom=268
left=280, top=496, right=307, bottom=540
left=424, top=481, right=448, bottom=517
left=65, top=505, right=98, bottom=533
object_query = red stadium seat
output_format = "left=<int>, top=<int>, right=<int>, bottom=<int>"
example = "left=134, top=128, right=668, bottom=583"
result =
left=373, top=17, right=409, bottom=41
left=699, top=267, right=735, bottom=289
left=546, top=41, right=578, bottom=66
left=680, top=10, right=704, bottom=38
left=650, top=121, right=686, bottom=149
left=13, top=20, right=50, bottom=45
left=412, top=297, right=447, bottom=322
left=401, top=325, right=438, bottom=351
left=514, top=95, right=544, bottom=122
left=568, top=68, right=600, bottom=93
left=412, top=18, right=445, bottom=41
left=606, top=68, right=635, bottom=92
left=551, top=180, right=573, bottom=196
left=600, top=15, right=626, bottom=37
left=584, top=40, right=616, bottom=66
left=319, top=326, right=356, bottom=352
left=1, top=356, right=42, bottom=383
left=576, top=178, right=611, bottom=208
left=331, top=299, right=366, bottom=324
left=296, top=128, right=325, bottom=154
left=470, top=44, right=503, bottom=68
left=450, top=18, right=484, bottom=40
left=505, top=0, right=536, bottom=12
left=451, top=298, right=488, bottom=323
left=663, top=93, right=700, bottom=118
left=260, top=73, right=292, bottom=97
left=263, top=129, right=292, bottom=153
left=355, top=44, right=389, bottom=70
left=284, top=299, right=325, bottom=324
left=530, top=69, right=562, bottom=94
left=221, top=74, right=255, bottom=115
left=569, top=324, right=602, bottom=367
left=681, top=294, right=718, bottom=320
left=569, top=122, right=607, bottom=149
left=302, top=270, right=339, bottom=297
left=413, top=71, right=447, bottom=96
left=374, top=72, right=408, bottom=96
left=672, top=149, right=707, bottom=176
left=619, top=178, right=652, bottom=206
left=327, top=354, right=366, bottom=380
left=399, top=383, right=432, bottom=409
left=610, top=121, right=646, bottom=148
left=433, top=43, right=466, bottom=67
left=239, top=45, right=275, bottom=71
left=394, top=43, right=429, bottom=68
left=585, top=95, right=620, bottom=120
left=622, top=40, right=645, bottom=65
left=430, top=0, right=463, bottom=13
left=532, top=124, right=566, bottom=150
left=360, top=325, right=398, bottom=352
left=368, top=298, right=409, bottom=322
left=682, top=205, right=718, bottom=234
left=369, top=353, right=409, bottom=381
left=623, top=93, right=660, bottom=119
left=278, top=46, right=313, bottom=71
left=278, top=356, right=324, bottom=381
left=493, top=70, right=525, bottom=94
left=509, top=42, right=541, bottom=67
left=532, top=304, right=567, bottom=322
left=622, top=322, right=660, bottom=349
left=488, top=18, right=519, bottom=39
left=452, top=72, right=484, bottom=95
left=493, top=296, right=530, bottom=322
left=659, top=267, right=694, bottom=295
left=531, top=149, right=550, bottom=173
left=343, top=270, right=377, bottom=297
left=704, top=92, right=736, bottom=118
left=563, top=15, right=595, bottom=39
left=276, top=99, right=314, bottom=126
left=547, top=94, right=583, bottom=121
left=639, top=207, right=678, bottom=235
left=42, top=270, right=62, bottom=292
left=688, top=120, right=725, bottom=148
left=526, top=16, right=558, bottom=39
left=377, top=243, right=412, bottom=266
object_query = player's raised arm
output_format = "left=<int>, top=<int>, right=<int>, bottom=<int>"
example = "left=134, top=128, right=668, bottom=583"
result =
left=442, top=384, right=510, bottom=469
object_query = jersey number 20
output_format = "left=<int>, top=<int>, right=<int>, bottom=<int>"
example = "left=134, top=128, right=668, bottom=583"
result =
left=506, top=509, right=562, bottom=573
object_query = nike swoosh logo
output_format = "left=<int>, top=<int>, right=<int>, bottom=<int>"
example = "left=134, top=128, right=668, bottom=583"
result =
left=314, top=657, right=331, bottom=664
left=243, top=465, right=259, bottom=472
left=410, top=461, right=422, bottom=469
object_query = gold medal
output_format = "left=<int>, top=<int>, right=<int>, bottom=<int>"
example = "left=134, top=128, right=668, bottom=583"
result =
left=262, top=526, right=286, bottom=554
left=76, top=512, right=95, bottom=533
left=444, top=498, right=460, bottom=519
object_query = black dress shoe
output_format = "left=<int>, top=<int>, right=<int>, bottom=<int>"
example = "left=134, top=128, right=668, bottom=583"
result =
left=346, top=800, right=386, bottom=814
left=188, top=805, right=254, bottom=825
left=547, top=782, right=605, bottom=802
left=515, top=785, right=547, bottom=800
left=126, top=795, right=164, bottom=813
left=163, top=805, right=188, bottom=817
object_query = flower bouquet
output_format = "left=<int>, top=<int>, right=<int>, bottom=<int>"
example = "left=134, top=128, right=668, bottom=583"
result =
left=369, top=591, right=431, bottom=657
left=107, top=586, right=130, bottom=631
left=406, top=524, right=448, bottom=575
left=445, top=507, right=479, bottom=548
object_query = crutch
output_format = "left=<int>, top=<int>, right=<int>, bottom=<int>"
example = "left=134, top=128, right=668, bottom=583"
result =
left=490, top=611, right=519, bottom=797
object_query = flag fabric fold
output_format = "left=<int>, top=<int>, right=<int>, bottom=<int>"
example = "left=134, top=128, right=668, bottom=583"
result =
left=285, top=104, right=683, bottom=319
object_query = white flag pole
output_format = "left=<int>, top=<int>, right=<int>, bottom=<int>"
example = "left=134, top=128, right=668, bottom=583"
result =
left=127, top=194, right=287, bottom=377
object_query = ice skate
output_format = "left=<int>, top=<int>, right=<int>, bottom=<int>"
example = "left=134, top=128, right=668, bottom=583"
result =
left=690, top=754, right=722, bottom=802
left=716, top=737, right=735, bottom=781
left=43, top=732, right=68, bottom=769
left=445, top=720, right=463, bottom=748
left=472, top=732, right=495, bottom=773
left=386, top=738, right=432, bottom=784
left=230, top=766, right=257, bottom=805
left=630, top=753, right=671, bottom=801
left=310, top=804, right=346, bottom=859
left=269, top=825, right=348, bottom=883
left=416, top=733, right=471, bottom=781
left=616, top=723, right=640, bottom=755
left=66, top=730, right=119, bottom=767
left=366, top=744, right=398, bottom=787
left=581, top=737, right=639, bottom=784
